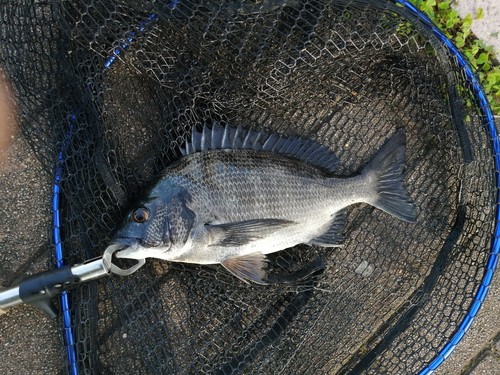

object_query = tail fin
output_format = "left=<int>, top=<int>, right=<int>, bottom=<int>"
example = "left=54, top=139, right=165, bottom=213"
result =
left=362, top=130, right=416, bottom=222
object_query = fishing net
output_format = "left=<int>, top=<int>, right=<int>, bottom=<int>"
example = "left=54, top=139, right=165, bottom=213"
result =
left=0, top=0, right=498, bottom=374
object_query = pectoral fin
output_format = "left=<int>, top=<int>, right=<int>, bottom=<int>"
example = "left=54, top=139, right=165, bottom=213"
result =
left=206, top=218, right=295, bottom=247
left=221, top=253, right=268, bottom=285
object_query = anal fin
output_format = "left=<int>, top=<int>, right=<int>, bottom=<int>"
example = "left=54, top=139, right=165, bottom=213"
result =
left=309, top=209, right=347, bottom=247
left=221, top=253, right=268, bottom=285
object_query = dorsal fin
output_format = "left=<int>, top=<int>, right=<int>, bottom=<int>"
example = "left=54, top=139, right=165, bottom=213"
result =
left=181, top=123, right=339, bottom=172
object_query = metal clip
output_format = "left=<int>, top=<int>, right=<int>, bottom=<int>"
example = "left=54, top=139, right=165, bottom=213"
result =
left=102, top=244, right=146, bottom=276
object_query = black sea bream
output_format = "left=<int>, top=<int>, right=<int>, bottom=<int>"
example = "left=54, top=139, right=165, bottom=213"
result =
left=112, top=124, right=416, bottom=284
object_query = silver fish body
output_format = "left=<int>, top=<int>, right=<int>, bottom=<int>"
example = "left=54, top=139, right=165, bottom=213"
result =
left=114, top=124, right=416, bottom=284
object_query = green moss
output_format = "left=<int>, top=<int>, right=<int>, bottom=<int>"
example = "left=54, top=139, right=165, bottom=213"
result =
left=411, top=0, right=500, bottom=114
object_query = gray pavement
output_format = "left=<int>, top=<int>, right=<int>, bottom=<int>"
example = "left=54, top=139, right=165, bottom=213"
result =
left=454, top=0, right=500, bottom=53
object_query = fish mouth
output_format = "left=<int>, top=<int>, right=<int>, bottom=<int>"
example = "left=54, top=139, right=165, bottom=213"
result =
left=110, top=238, right=143, bottom=260
left=113, top=237, right=139, bottom=247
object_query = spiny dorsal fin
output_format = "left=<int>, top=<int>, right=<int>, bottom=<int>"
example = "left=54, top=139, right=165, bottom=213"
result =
left=181, top=123, right=339, bottom=172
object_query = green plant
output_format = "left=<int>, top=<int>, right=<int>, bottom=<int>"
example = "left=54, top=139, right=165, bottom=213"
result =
left=411, top=0, right=500, bottom=114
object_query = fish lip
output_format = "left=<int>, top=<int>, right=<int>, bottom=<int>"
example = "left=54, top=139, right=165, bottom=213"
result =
left=112, top=237, right=139, bottom=248
left=109, top=237, right=137, bottom=256
left=111, top=237, right=142, bottom=259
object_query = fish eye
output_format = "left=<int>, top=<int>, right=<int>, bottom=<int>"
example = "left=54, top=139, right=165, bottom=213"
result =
left=132, top=207, right=150, bottom=223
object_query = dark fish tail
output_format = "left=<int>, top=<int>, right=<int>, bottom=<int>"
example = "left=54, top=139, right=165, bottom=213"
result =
left=362, top=130, right=416, bottom=222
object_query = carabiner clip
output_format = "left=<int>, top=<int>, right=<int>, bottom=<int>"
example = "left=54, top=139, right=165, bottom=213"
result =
left=102, top=244, right=146, bottom=276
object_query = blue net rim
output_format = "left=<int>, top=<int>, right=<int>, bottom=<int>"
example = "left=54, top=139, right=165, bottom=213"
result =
left=392, top=1, right=500, bottom=374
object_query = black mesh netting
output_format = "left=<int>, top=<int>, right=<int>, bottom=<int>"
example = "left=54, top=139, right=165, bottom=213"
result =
left=0, top=0, right=497, bottom=374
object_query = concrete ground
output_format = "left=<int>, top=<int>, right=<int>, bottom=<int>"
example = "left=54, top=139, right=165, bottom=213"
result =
left=0, top=1, right=499, bottom=374
left=454, top=0, right=500, bottom=53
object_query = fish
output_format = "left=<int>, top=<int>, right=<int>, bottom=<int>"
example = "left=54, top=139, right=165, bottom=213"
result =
left=112, top=123, right=416, bottom=284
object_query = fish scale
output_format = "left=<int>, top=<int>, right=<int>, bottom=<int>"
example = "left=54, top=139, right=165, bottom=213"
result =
left=190, top=151, right=332, bottom=221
